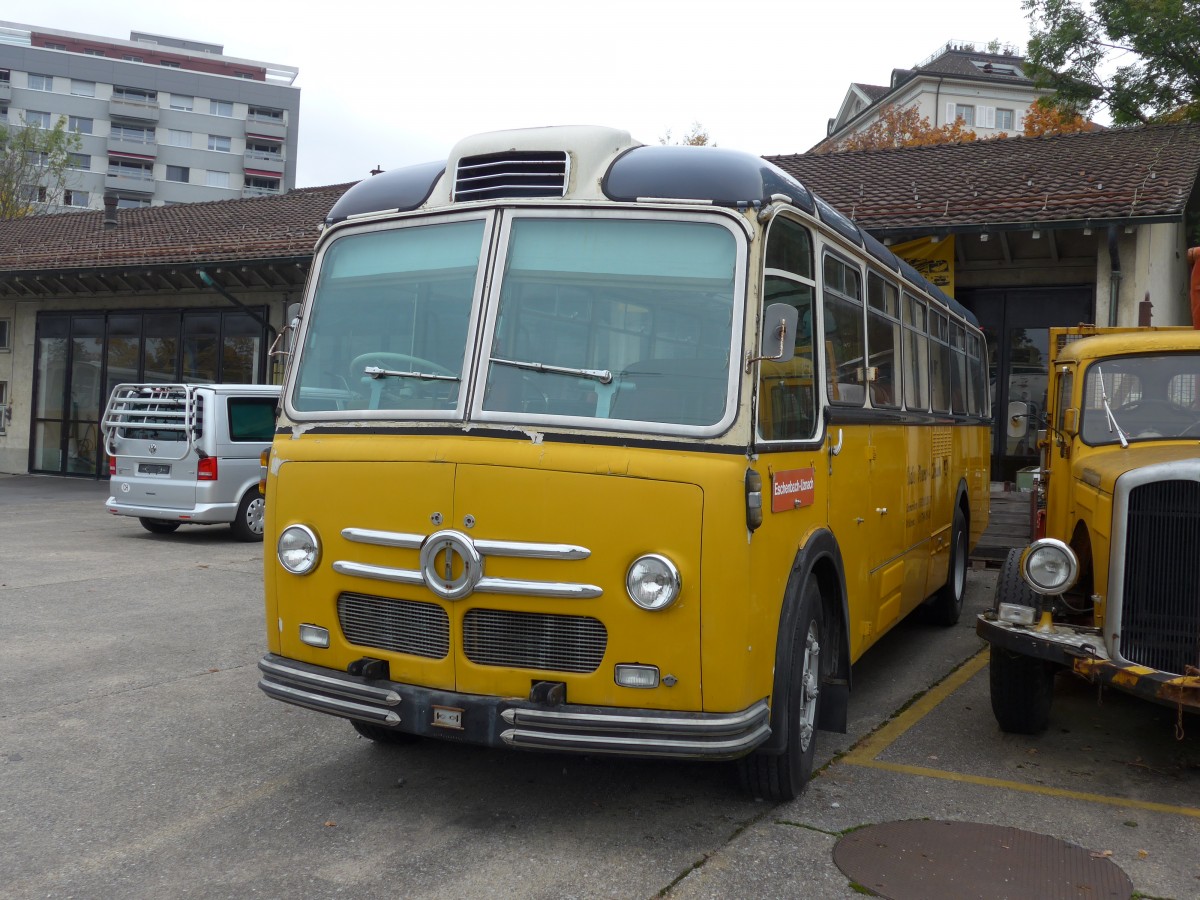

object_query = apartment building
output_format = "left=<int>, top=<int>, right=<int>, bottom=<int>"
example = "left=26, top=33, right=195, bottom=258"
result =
left=0, top=20, right=299, bottom=211
left=820, top=40, right=1053, bottom=150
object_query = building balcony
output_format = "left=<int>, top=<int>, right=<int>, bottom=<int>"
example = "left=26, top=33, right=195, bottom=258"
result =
left=104, top=174, right=155, bottom=195
left=243, top=151, right=284, bottom=175
left=0, top=81, right=11, bottom=103
left=108, top=99, right=160, bottom=123
left=242, top=185, right=282, bottom=198
left=108, top=138, right=158, bottom=158
left=244, top=119, right=286, bottom=141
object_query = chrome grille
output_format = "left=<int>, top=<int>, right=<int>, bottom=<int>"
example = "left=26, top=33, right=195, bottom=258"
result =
left=1120, top=480, right=1200, bottom=674
left=337, top=592, right=450, bottom=659
left=454, top=151, right=568, bottom=201
left=462, top=608, right=606, bottom=673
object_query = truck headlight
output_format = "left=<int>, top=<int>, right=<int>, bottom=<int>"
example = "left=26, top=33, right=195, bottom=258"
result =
left=278, top=525, right=321, bottom=575
left=626, top=554, right=681, bottom=610
left=1020, top=538, right=1078, bottom=594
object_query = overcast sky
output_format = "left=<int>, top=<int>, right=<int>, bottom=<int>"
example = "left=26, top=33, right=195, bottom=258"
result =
left=30, top=1, right=1034, bottom=188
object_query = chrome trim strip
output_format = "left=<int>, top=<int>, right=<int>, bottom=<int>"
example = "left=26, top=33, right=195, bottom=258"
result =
left=259, top=679, right=402, bottom=726
left=476, top=576, right=603, bottom=599
left=341, top=528, right=425, bottom=548
left=258, top=656, right=402, bottom=705
left=473, top=539, right=590, bottom=560
left=333, top=560, right=425, bottom=586
left=500, top=700, right=769, bottom=735
left=499, top=724, right=772, bottom=757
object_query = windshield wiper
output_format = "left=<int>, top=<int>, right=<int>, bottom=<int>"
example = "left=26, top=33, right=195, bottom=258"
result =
left=1095, top=365, right=1129, bottom=448
left=363, top=366, right=459, bottom=383
left=490, top=356, right=613, bottom=385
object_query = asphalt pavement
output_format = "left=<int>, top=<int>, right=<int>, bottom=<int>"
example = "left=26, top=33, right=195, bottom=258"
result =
left=1, top=473, right=1197, bottom=899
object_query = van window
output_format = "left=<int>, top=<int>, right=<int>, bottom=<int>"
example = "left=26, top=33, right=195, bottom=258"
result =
left=228, top=397, right=277, bottom=442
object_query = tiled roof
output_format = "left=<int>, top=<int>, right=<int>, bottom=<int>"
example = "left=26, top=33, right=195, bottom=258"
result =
left=0, top=183, right=350, bottom=273
left=854, top=83, right=890, bottom=102
left=913, top=49, right=1032, bottom=84
left=769, top=123, right=1200, bottom=232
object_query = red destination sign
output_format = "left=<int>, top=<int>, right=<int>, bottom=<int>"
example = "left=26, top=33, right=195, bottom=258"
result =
left=772, top=467, right=816, bottom=513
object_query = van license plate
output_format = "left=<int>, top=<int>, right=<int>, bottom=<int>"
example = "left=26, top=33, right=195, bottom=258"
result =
left=138, top=464, right=171, bottom=476
left=432, top=706, right=464, bottom=730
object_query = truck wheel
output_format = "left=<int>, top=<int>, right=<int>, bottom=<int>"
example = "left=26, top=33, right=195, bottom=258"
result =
left=352, top=720, right=421, bottom=745
left=230, top=489, right=265, bottom=542
left=990, top=646, right=1055, bottom=734
left=739, top=576, right=826, bottom=802
left=139, top=518, right=180, bottom=534
left=927, top=507, right=967, bottom=625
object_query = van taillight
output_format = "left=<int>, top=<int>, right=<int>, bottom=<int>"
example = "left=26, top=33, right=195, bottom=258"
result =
left=197, top=457, right=218, bottom=481
left=108, top=457, right=116, bottom=476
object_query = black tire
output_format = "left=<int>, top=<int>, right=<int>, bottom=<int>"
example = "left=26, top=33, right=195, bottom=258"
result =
left=926, top=506, right=968, bottom=625
left=739, top=576, right=827, bottom=802
left=230, top=489, right=266, bottom=542
left=352, top=720, right=421, bottom=745
left=988, top=548, right=1056, bottom=734
left=139, top=518, right=180, bottom=534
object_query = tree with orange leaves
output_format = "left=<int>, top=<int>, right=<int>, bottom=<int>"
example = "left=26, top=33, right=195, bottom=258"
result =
left=818, top=104, right=978, bottom=153
left=1022, top=101, right=1091, bottom=137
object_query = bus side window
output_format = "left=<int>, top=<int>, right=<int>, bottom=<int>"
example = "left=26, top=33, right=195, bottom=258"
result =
left=866, top=273, right=900, bottom=409
left=758, top=217, right=817, bottom=441
left=823, top=254, right=864, bottom=407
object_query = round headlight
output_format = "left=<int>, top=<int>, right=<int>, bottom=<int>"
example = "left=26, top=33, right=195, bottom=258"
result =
left=1020, top=538, right=1079, bottom=594
left=278, top=525, right=320, bottom=575
left=625, top=554, right=681, bottom=610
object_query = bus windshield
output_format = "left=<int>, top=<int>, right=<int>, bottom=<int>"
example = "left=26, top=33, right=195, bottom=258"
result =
left=1080, top=353, right=1200, bottom=444
left=292, top=214, right=741, bottom=432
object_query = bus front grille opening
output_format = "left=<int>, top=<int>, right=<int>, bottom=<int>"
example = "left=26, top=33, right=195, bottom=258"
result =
left=454, top=151, right=568, bottom=201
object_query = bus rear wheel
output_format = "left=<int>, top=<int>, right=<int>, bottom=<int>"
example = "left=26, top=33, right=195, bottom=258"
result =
left=739, top=575, right=826, bottom=802
left=926, top=507, right=967, bottom=625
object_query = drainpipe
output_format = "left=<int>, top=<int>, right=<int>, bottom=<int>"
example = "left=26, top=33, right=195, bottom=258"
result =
left=1107, top=225, right=1122, bottom=327
left=1189, top=247, right=1200, bottom=329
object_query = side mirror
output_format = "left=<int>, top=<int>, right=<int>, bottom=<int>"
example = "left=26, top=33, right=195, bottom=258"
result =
left=1007, top=400, right=1030, bottom=438
left=747, top=303, right=798, bottom=370
left=1061, top=407, right=1079, bottom=436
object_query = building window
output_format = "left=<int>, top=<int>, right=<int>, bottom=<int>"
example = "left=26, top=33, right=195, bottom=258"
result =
left=165, top=165, right=189, bottom=183
left=123, top=55, right=143, bottom=63
left=44, top=42, right=67, bottom=51
left=996, top=108, right=1015, bottom=131
left=0, top=105, right=8, bottom=124
left=170, top=94, right=194, bottom=111
left=112, top=124, right=155, bottom=144
left=25, top=151, right=50, bottom=168
left=28, top=73, right=54, bottom=91
left=112, top=86, right=157, bottom=104
left=205, top=170, right=230, bottom=189
left=244, top=175, right=280, bottom=196
left=116, top=196, right=151, bottom=209
left=70, top=79, right=96, bottom=97
left=21, top=184, right=48, bottom=203
left=25, top=110, right=52, bottom=129
left=108, top=159, right=154, bottom=181
left=951, top=104, right=976, bottom=127
left=67, top=152, right=91, bottom=170
left=167, top=129, right=191, bottom=148
left=159, top=60, right=181, bottom=68
left=245, top=139, right=282, bottom=161
left=234, top=72, right=256, bottom=80
left=64, top=189, right=89, bottom=207
left=0, top=380, right=8, bottom=435
left=209, top=99, right=234, bottom=117
left=207, top=134, right=232, bottom=152
left=0, top=318, right=9, bottom=350
left=84, top=48, right=106, bottom=57
left=69, top=115, right=93, bottom=134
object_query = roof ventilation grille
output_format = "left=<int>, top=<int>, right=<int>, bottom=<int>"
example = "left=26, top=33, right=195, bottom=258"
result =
left=454, top=150, right=568, bottom=202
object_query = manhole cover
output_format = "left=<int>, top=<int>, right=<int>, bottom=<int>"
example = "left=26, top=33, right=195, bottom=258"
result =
left=833, top=820, right=1132, bottom=899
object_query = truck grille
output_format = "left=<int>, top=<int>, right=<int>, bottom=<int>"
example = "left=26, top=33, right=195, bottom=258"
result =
left=337, top=592, right=450, bottom=659
left=463, top=608, right=607, bottom=673
left=1120, top=480, right=1200, bottom=674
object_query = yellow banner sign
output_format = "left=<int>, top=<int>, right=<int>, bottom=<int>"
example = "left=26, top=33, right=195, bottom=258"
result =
left=891, top=236, right=955, bottom=298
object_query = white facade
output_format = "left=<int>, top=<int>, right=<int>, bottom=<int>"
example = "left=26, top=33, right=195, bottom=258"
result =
left=0, top=21, right=299, bottom=211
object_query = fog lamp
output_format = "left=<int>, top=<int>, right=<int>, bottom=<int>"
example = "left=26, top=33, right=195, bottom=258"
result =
left=626, top=554, right=681, bottom=610
left=615, top=664, right=660, bottom=689
left=299, top=624, right=330, bottom=648
left=997, top=602, right=1037, bottom=626
left=1020, top=539, right=1079, bottom=594
left=278, top=525, right=320, bottom=575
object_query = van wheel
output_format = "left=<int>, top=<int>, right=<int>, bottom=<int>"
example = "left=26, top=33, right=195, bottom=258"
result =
left=739, top=576, right=826, bottom=802
left=352, top=720, right=421, bottom=745
left=139, top=518, right=180, bottom=535
left=927, top=507, right=967, bottom=625
left=230, top=490, right=265, bottom=542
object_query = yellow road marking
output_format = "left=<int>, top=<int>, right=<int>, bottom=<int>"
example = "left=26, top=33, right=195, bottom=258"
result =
left=840, top=647, right=1200, bottom=819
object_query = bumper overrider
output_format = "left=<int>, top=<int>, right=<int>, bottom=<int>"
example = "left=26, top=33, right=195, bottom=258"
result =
left=977, top=614, right=1200, bottom=711
left=258, top=654, right=772, bottom=759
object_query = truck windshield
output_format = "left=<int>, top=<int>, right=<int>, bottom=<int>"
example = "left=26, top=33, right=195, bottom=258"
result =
left=291, top=214, right=741, bottom=432
left=1080, top=353, right=1200, bottom=444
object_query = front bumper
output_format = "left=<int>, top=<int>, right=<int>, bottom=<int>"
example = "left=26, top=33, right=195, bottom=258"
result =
left=977, top=613, right=1200, bottom=712
left=258, top=654, right=771, bottom=759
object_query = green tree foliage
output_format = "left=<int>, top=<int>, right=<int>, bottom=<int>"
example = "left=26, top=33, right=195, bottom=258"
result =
left=1024, top=0, right=1200, bottom=124
left=0, top=114, right=82, bottom=219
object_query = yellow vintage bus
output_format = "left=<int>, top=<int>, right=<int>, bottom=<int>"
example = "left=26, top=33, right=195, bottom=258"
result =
left=258, top=126, right=991, bottom=800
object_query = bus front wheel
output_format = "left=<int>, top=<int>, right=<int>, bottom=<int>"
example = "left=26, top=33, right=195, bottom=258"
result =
left=739, top=575, right=826, bottom=802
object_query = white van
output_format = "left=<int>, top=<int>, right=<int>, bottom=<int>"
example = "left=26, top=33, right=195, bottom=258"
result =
left=102, top=383, right=280, bottom=540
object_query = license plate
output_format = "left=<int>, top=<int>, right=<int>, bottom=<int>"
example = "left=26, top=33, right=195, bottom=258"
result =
left=138, top=463, right=171, bottom=476
left=432, top=706, right=464, bottom=730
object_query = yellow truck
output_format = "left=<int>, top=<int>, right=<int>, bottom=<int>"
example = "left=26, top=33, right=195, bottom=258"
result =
left=978, top=324, right=1200, bottom=732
